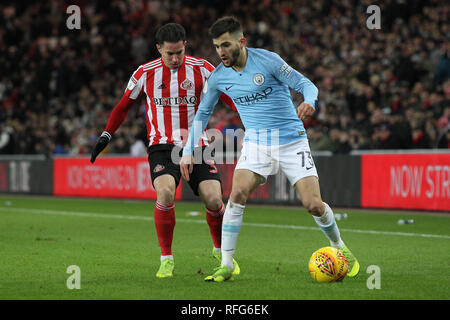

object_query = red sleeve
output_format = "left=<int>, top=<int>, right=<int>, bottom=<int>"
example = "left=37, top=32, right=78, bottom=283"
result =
left=104, top=94, right=135, bottom=135
left=124, top=66, right=145, bottom=99
left=203, top=60, right=215, bottom=72
left=219, top=93, right=237, bottom=111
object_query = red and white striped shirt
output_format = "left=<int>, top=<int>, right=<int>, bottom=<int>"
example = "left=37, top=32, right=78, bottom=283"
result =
left=105, top=55, right=234, bottom=148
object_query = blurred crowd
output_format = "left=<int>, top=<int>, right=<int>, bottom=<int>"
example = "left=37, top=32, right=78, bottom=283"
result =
left=0, top=0, right=449, bottom=157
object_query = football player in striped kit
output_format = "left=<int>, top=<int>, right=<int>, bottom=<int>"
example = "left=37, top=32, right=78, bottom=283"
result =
left=91, top=23, right=239, bottom=278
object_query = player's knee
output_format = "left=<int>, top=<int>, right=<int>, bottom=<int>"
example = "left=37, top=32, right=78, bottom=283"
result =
left=230, top=187, right=250, bottom=205
left=203, top=193, right=222, bottom=211
left=303, top=198, right=324, bottom=217
left=156, top=186, right=175, bottom=204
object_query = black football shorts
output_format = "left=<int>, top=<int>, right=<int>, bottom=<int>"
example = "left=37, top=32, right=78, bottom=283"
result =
left=148, top=144, right=221, bottom=196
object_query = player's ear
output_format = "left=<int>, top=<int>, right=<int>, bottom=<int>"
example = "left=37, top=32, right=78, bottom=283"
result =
left=239, top=37, right=246, bottom=48
left=156, top=43, right=162, bottom=54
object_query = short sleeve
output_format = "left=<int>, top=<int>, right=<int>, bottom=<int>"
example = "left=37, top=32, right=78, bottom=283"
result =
left=124, top=66, right=145, bottom=100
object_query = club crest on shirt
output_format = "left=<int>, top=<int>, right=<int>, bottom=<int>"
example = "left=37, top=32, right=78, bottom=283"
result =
left=253, top=73, right=265, bottom=86
left=180, top=79, right=194, bottom=90
left=153, top=164, right=165, bottom=173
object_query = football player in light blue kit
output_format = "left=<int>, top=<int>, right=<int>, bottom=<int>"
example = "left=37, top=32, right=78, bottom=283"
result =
left=181, top=16, right=359, bottom=282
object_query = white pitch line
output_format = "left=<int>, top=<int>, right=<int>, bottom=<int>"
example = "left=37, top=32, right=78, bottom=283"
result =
left=1, top=207, right=449, bottom=240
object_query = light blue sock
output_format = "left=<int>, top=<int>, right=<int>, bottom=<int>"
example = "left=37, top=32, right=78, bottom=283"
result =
left=221, top=201, right=244, bottom=270
left=313, top=202, right=345, bottom=248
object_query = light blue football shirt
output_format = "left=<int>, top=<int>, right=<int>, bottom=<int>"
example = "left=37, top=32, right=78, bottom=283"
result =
left=183, top=47, right=318, bottom=156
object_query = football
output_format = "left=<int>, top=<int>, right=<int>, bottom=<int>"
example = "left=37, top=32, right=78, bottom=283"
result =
left=308, top=246, right=348, bottom=282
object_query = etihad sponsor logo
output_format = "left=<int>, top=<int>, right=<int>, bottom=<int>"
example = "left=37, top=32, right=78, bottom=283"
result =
left=152, top=96, right=197, bottom=106
left=233, top=87, right=273, bottom=105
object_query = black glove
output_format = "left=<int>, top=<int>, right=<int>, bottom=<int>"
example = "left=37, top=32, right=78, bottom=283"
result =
left=90, top=132, right=111, bottom=163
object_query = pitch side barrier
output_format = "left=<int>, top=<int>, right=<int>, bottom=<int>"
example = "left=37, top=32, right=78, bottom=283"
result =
left=181, top=151, right=362, bottom=208
left=52, top=156, right=182, bottom=200
left=353, top=149, right=450, bottom=212
left=0, top=155, right=53, bottom=195
left=0, top=151, right=448, bottom=212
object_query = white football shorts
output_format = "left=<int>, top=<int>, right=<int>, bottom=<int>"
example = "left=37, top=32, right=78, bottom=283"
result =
left=235, top=138, right=318, bottom=186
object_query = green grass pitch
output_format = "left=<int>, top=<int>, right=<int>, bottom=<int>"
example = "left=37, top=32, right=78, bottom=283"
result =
left=0, top=195, right=449, bottom=300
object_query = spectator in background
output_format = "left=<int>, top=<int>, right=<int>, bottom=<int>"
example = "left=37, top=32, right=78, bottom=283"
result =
left=0, top=122, right=15, bottom=154
left=308, top=126, right=332, bottom=152
left=371, top=122, right=398, bottom=150
left=437, top=128, right=449, bottom=149
left=348, top=128, right=370, bottom=151
left=109, top=135, right=129, bottom=154
left=436, top=106, right=449, bottom=148
left=130, top=135, right=147, bottom=157
left=434, top=43, right=450, bottom=85
left=386, top=111, right=412, bottom=149
left=328, top=127, right=346, bottom=154
left=424, top=117, right=438, bottom=147
left=409, top=117, right=431, bottom=149
left=334, top=130, right=352, bottom=154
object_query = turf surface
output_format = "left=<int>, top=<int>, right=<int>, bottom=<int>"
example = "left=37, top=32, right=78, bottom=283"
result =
left=0, top=195, right=449, bottom=300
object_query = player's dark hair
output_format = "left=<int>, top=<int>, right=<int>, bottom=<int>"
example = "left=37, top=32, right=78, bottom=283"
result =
left=155, top=23, right=186, bottom=45
left=209, top=16, right=242, bottom=39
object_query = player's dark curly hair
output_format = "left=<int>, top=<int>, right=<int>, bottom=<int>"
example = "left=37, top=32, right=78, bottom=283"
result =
left=209, top=16, right=243, bottom=39
left=155, top=23, right=186, bottom=45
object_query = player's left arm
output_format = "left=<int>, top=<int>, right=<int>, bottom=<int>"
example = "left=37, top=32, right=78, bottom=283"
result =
left=266, top=52, right=318, bottom=121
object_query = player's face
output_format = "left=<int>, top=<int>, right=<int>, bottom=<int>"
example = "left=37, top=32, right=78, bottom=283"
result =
left=213, top=32, right=244, bottom=68
left=157, top=41, right=186, bottom=70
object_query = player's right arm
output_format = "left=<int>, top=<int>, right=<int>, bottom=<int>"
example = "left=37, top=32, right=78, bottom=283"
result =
left=180, top=74, right=222, bottom=181
left=262, top=50, right=318, bottom=121
left=90, top=66, right=145, bottom=163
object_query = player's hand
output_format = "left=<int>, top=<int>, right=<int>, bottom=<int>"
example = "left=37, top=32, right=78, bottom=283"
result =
left=180, top=155, right=194, bottom=182
left=297, top=102, right=315, bottom=121
left=90, top=133, right=111, bottom=163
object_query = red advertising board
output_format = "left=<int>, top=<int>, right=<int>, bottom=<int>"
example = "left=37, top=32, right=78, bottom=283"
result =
left=217, top=163, right=271, bottom=200
left=54, top=157, right=182, bottom=200
left=361, top=153, right=450, bottom=211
